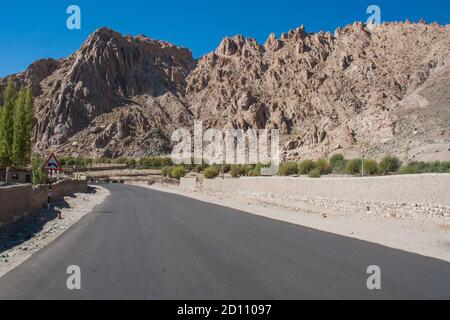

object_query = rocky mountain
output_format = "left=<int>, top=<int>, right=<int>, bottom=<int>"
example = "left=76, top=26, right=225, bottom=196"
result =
left=1, top=21, right=449, bottom=161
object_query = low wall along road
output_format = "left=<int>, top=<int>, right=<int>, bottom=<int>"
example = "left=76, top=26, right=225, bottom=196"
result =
left=181, top=174, right=450, bottom=218
left=0, top=180, right=87, bottom=229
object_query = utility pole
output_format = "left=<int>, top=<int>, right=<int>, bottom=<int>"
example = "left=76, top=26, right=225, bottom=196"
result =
left=362, top=155, right=365, bottom=177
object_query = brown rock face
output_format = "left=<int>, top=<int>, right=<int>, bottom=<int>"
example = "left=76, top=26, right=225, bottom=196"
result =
left=1, top=22, right=449, bottom=160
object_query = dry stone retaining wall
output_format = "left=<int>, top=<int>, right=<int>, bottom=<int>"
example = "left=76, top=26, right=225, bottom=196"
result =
left=0, top=180, right=87, bottom=229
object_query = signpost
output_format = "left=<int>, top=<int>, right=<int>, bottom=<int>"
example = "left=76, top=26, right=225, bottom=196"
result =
left=43, top=153, right=63, bottom=210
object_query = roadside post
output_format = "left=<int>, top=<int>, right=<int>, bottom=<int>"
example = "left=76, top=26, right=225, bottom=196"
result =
left=42, top=153, right=63, bottom=210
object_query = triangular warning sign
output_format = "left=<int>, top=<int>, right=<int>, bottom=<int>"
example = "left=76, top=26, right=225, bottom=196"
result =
left=43, top=153, right=63, bottom=171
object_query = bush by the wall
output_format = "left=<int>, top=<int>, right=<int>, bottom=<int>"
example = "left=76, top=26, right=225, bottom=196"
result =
left=239, top=164, right=254, bottom=177
left=298, top=160, right=316, bottom=175
left=279, top=162, right=298, bottom=176
left=308, top=167, right=322, bottom=178
left=345, top=159, right=362, bottom=175
left=251, top=164, right=262, bottom=177
left=32, top=158, right=47, bottom=185
left=161, top=166, right=172, bottom=177
left=379, top=156, right=401, bottom=174
left=230, top=165, right=240, bottom=178
left=399, top=161, right=450, bottom=174
left=170, top=166, right=186, bottom=179
left=316, top=158, right=332, bottom=174
left=329, top=154, right=347, bottom=174
left=363, top=159, right=379, bottom=175
left=203, top=166, right=220, bottom=179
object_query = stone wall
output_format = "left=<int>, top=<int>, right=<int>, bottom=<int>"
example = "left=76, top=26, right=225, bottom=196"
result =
left=196, top=174, right=450, bottom=206
left=179, top=174, right=450, bottom=219
left=0, top=180, right=87, bottom=229
left=0, top=184, right=32, bottom=228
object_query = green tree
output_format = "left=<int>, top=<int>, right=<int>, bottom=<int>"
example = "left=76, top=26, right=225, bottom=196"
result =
left=24, top=89, right=34, bottom=164
left=12, top=88, right=34, bottom=167
left=0, top=81, right=17, bottom=168
left=31, top=158, right=47, bottom=185
left=12, top=90, right=27, bottom=166
left=379, top=155, right=401, bottom=174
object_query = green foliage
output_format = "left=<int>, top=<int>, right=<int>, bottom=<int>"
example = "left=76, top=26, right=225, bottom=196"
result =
left=329, top=154, right=347, bottom=174
left=315, top=158, right=332, bottom=174
left=379, top=155, right=401, bottom=174
left=298, top=160, right=316, bottom=175
left=363, top=159, right=379, bottom=175
left=93, top=157, right=111, bottom=164
left=31, top=158, right=46, bottom=186
left=308, top=167, right=322, bottom=178
left=203, top=166, right=220, bottom=179
left=239, top=164, right=254, bottom=177
left=278, top=162, right=298, bottom=176
left=112, top=157, right=136, bottom=167
left=230, top=165, right=240, bottom=178
left=59, top=156, right=93, bottom=166
left=0, top=81, right=17, bottom=168
left=345, top=159, right=362, bottom=175
left=139, top=157, right=173, bottom=169
left=161, top=166, right=172, bottom=177
left=170, top=166, right=186, bottom=179
left=399, top=161, right=450, bottom=174
left=223, top=164, right=231, bottom=174
left=251, top=164, right=262, bottom=177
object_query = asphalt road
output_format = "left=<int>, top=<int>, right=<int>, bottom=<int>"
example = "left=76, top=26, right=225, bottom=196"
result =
left=0, top=184, right=449, bottom=300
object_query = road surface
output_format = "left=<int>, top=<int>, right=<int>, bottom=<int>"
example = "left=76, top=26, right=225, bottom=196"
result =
left=0, top=184, right=449, bottom=299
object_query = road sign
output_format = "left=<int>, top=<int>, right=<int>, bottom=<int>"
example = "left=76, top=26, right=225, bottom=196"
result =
left=43, top=153, right=63, bottom=171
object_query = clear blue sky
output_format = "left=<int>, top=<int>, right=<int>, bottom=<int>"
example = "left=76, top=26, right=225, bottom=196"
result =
left=1, top=0, right=449, bottom=77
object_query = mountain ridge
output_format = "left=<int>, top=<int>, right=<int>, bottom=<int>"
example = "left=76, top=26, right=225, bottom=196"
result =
left=1, top=21, right=449, bottom=161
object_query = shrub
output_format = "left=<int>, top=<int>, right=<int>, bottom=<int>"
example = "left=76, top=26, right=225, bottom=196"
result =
left=239, top=164, right=254, bottom=177
left=230, top=165, right=240, bottom=178
left=363, top=159, right=379, bottom=175
left=298, top=160, right=316, bottom=175
left=399, top=161, right=450, bottom=174
left=161, top=166, right=172, bottom=177
left=94, top=157, right=111, bottom=164
left=279, top=162, right=298, bottom=176
left=170, top=166, right=185, bottom=179
left=329, top=154, right=347, bottom=174
left=203, top=166, right=220, bottom=179
left=32, top=158, right=47, bottom=185
left=251, top=164, right=262, bottom=177
left=345, top=159, right=362, bottom=175
left=399, top=164, right=420, bottom=175
left=308, top=167, right=322, bottom=178
left=223, top=164, right=231, bottom=174
left=379, top=155, right=401, bottom=174
left=139, top=157, right=173, bottom=169
left=316, top=158, right=332, bottom=174
left=65, top=158, right=76, bottom=166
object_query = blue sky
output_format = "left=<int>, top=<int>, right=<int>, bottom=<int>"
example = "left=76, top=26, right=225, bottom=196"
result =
left=1, top=0, right=449, bottom=77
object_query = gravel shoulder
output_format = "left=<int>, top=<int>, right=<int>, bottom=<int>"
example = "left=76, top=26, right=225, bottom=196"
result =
left=145, top=183, right=450, bottom=263
left=0, top=185, right=110, bottom=278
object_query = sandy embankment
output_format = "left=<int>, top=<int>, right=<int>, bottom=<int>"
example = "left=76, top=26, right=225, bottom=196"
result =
left=0, top=186, right=110, bottom=278
left=145, top=175, right=450, bottom=262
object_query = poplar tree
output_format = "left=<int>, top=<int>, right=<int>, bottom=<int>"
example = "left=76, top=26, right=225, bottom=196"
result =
left=12, top=90, right=28, bottom=167
left=24, top=88, right=34, bottom=164
left=0, top=81, right=17, bottom=168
